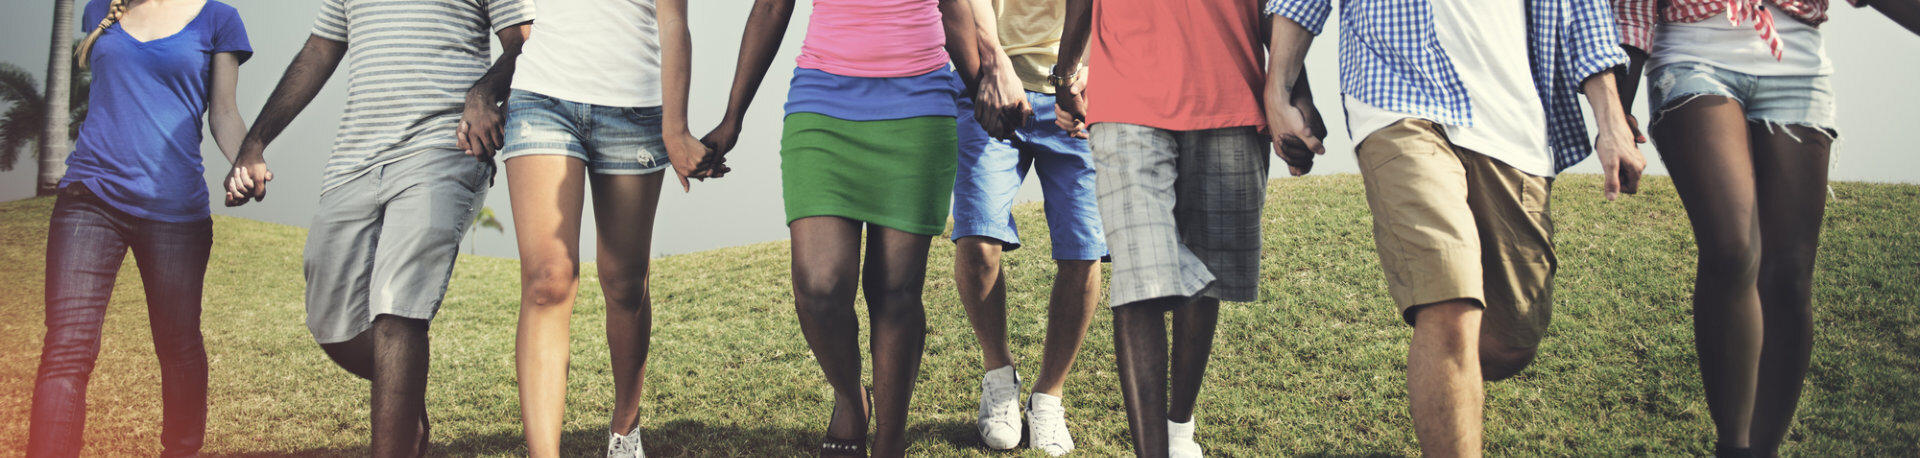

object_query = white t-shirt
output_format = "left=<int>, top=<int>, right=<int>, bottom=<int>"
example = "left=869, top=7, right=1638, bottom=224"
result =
left=512, top=0, right=661, bottom=107
left=1649, top=6, right=1831, bottom=77
left=1345, top=0, right=1553, bottom=176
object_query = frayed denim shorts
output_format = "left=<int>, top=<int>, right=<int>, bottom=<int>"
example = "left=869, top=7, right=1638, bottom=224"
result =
left=1646, top=62, right=1838, bottom=141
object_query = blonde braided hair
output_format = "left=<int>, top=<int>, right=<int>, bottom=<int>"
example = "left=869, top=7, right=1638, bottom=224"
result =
left=75, top=0, right=131, bottom=71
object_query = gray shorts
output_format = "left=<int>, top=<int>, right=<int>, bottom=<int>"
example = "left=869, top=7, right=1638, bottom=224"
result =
left=303, top=150, right=489, bottom=343
left=1090, top=123, right=1268, bottom=307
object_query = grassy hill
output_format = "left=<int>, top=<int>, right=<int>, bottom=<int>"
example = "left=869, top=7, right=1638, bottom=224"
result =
left=0, top=174, right=1915, bottom=456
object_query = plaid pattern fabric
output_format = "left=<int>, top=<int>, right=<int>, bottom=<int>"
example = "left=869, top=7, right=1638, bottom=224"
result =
left=1090, top=123, right=1269, bottom=307
left=1615, top=0, right=1858, bottom=59
left=1267, top=0, right=1629, bottom=173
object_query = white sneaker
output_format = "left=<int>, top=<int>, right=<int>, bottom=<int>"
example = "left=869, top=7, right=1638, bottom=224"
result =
left=1026, top=392, right=1074, bottom=456
left=977, top=365, right=1023, bottom=449
left=608, top=424, right=645, bottom=458
left=1168, top=418, right=1202, bottom=458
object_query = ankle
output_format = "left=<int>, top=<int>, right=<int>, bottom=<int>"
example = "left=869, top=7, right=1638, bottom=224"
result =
left=1715, top=442, right=1755, bottom=458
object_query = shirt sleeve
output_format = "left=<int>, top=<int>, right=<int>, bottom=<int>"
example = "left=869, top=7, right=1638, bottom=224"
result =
left=211, top=5, right=254, bottom=64
left=311, top=0, right=349, bottom=43
left=486, top=0, right=536, bottom=35
left=1613, top=0, right=1658, bottom=52
left=1265, top=0, right=1333, bottom=35
left=1569, top=0, right=1630, bottom=83
left=81, top=0, right=108, bottom=33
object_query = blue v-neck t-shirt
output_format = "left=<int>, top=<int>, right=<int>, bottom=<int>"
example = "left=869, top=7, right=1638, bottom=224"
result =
left=61, top=0, right=251, bottom=222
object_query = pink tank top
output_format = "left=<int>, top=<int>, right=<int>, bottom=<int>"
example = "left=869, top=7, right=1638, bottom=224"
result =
left=796, top=0, right=950, bottom=78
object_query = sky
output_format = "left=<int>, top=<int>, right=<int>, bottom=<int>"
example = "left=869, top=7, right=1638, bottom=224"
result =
left=1, top=1, right=1917, bottom=260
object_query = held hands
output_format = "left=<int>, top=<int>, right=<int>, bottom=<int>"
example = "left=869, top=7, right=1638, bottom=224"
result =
left=223, top=150, right=272, bottom=207
left=1594, top=113, right=1647, bottom=201
left=665, top=129, right=723, bottom=192
left=975, top=66, right=1033, bottom=141
left=1264, top=86, right=1327, bottom=176
left=1053, top=74, right=1089, bottom=139
left=457, top=95, right=506, bottom=163
left=691, top=119, right=743, bottom=183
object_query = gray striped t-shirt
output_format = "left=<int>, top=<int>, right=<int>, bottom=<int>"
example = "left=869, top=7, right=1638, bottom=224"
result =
left=311, top=0, right=534, bottom=192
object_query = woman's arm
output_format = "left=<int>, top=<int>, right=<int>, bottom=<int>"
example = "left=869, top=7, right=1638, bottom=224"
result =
left=207, top=52, right=247, bottom=165
left=698, top=0, right=797, bottom=156
left=938, top=0, right=982, bottom=87
left=658, top=0, right=716, bottom=189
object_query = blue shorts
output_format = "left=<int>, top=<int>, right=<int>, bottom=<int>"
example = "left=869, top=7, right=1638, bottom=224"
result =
left=499, top=89, right=670, bottom=174
left=1646, top=62, right=1838, bottom=140
left=952, top=91, right=1107, bottom=261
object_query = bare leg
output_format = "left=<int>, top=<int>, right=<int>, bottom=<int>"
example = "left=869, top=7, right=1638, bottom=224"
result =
left=1747, top=124, right=1833, bottom=456
left=864, top=225, right=932, bottom=457
left=790, top=217, right=870, bottom=446
left=321, top=335, right=376, bottom=380
left=954, top=236, right=1015, bottom=371
left=1407, top=300, right=1483, bottom=458
left=368, top=315, right=430, bottom=458
left=1031, top=259, right=1101, bottom=397
left=1113, top=298, right=1175, bottom=457
left=1166, top=296, right=1218, bottom=423
left=505, top=156, right=589, bottom=458
left=1652, top=96, right=1763, bottom=449
left=590, top=172, right=667, bottom=435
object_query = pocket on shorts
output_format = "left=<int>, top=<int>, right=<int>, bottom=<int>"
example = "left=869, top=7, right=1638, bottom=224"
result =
left=1356, top=119, right=1448, bottom=172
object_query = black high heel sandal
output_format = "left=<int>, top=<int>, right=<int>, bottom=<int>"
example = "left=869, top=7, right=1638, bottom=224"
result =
left=820, top=387, right=871, bottom=457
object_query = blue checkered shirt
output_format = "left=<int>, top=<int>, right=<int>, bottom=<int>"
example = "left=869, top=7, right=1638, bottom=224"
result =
left=1266, top=0, right=1628, bottom=173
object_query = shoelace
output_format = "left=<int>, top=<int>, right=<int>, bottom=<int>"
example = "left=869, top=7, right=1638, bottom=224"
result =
left=982, top=379, right=1020, bottom=425
left=1029, top=404, right=1068, bottom=447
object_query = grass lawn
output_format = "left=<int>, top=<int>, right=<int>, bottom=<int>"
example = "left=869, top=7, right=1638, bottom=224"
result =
left=0, top=174, right=1915, bottom=456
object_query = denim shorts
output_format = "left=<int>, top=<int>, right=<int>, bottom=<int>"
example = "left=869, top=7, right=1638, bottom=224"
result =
left=1646, top=62, right=1838, bottom=139
left=952, top=92, right=1107, bottom=261
left=500, top=89, right=669, bottom=174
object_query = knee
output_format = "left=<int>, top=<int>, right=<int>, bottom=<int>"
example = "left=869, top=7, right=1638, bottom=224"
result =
left=1055, top=259, right=1099, bottom=279
left=37, top=333, right=103, bottom=376
left=1410, top=301, right=1481, bottom=354
left=1696, top=236, right=1760, bottom=281
left=793, top=275, right=856, bottom=317
left=954, top=237, right=1002, bottom=275
left=150, top=328, right=206, bottom=362
left=598, top=262, right=652, bottom=312
left=521, top=261, right=580, bottom=309
left=1479, top=343, right=1537, bottom=382
left=864, top=275, right=926, bottom=309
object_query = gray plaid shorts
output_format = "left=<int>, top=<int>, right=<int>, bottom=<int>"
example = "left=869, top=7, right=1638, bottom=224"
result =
left=1090, top=123, right=1269, bottom=307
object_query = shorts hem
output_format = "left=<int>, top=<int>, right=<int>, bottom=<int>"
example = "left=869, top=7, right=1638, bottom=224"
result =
left=589, top=163, right=670, bottom=175
left=1050, top=248, right=1108, bottom=262
left=499, top=148, right=588, bottom=163
left=1396, top=292, right=1488, bottom=326
left=951, top=229, right=1022, bottom=252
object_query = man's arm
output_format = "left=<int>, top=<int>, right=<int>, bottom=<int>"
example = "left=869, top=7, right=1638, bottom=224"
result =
left=1051, top=0, right=1091, bottom=136
left=457, top=22, right=532, bottom=162
left=963, top=0, right=1031, bottom=140
left=1264, top=9, right=1327, bottom=176
left=697, top=0, right=797, bottom=156
left=226, top=35, right=348, bottom=204
left=1862, top=0, right=1920, bottom=36
left=1582, top=72, right=1647, bottom=201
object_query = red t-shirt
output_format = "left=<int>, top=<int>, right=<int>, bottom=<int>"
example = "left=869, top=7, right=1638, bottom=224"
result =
left=1086, top=0, right=1268, bottom=131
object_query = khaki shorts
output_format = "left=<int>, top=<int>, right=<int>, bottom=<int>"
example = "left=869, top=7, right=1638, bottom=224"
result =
left=1356, top=119, right=1557, bottom=349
